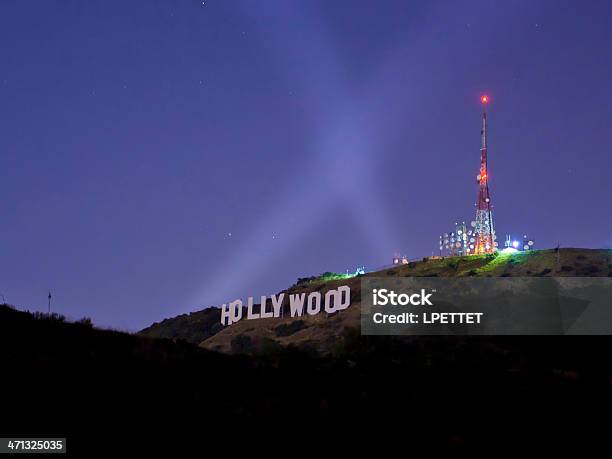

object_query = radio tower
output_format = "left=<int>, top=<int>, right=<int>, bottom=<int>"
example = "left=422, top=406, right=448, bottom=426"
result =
left=473, top=95, right=496, bottom=254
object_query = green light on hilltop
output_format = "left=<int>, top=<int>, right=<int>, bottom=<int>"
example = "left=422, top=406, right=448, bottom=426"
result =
left=471, top=250, right=516, bottom=274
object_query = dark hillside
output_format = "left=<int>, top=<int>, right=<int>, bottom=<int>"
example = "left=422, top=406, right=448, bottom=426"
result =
left=1, top=304, right=611, bottom=450
left=139, top=306, right=223, bottom=344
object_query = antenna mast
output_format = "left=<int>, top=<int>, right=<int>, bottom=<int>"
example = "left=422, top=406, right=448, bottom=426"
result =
left=473, top=95, right=496, bottom=254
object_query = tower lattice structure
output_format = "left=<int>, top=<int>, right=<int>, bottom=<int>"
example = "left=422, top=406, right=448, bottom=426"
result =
left=473, top=96, right=496, bottom=254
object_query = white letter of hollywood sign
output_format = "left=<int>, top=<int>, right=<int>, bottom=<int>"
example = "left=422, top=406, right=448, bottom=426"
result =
left=220, top=286, right=351, bottom=326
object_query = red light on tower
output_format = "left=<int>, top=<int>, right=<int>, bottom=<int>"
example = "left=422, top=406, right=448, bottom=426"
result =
left=481, top=95, right=489, bottom=104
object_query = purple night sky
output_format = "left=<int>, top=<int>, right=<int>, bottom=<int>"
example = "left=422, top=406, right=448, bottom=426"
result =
left=1, top=0, right=611, bottom=330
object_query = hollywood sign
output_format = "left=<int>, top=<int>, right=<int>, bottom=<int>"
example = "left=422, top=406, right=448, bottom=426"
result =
left=220, top=285, right=351, bottom=326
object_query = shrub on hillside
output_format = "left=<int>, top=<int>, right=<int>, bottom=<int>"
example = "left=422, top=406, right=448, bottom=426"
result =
left=230, top=334, right=254, bottom=354
left=76, top=317, right=93, bottom=327
left=275, top=320, right=306, bottom=337
left=257, top=337, right=283, bottom=356
left=582, top=265, right=601, bottom=274
left=33, top=312, right=65, bottom=322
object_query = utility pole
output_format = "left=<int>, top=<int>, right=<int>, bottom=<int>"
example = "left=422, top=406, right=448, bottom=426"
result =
left=48, top=291, right=52, bottom=315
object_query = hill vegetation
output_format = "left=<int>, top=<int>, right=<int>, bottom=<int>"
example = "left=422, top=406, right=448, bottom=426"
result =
left=140, top=248, right=612, bottom=354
